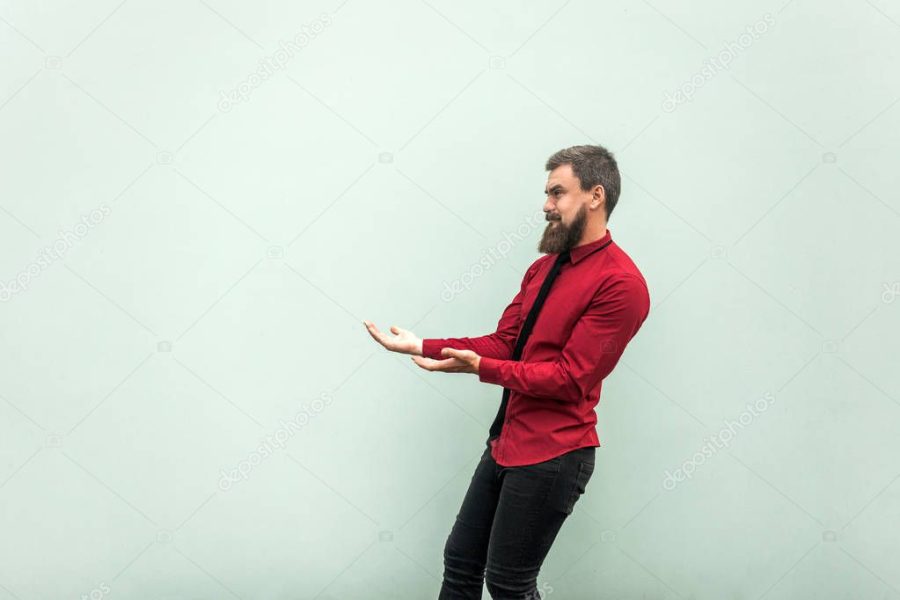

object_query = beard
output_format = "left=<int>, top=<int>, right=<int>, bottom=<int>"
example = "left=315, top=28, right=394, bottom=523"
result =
left=537, top=203, right=588, bottom=254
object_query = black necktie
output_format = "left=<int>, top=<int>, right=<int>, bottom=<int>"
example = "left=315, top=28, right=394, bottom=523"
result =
left=487, top=249, right=571, bottom=443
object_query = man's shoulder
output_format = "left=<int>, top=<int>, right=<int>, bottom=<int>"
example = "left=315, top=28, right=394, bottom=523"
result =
left=594, top=245, right=649, bottom=303
left=576, top=240, right=644, bottom=282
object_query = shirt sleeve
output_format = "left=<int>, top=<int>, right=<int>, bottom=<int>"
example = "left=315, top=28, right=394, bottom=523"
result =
left=420, top=259, right=544, bottom=361
left=477, top=274, right=650, bottom=403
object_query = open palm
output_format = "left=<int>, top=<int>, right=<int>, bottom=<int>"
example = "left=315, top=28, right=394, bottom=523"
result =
left=363, top=321, right=422, bottom=356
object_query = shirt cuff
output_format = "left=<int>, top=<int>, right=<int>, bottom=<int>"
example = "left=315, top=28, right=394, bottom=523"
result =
left=421, top=338, right=445, bottom=360
left=478, top=357, right=504, bottom=385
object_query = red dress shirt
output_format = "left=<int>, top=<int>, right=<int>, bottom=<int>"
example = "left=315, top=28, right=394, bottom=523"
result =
left=421, top=228, right=650, bottom=466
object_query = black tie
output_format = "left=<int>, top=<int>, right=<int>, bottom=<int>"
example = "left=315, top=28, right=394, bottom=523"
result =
left=487, top=249, right=570, bottom=444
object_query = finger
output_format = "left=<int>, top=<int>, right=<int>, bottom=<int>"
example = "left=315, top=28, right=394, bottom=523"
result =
left=364, top=321, right=390, bottom=347
left=414, top=356, right=463, bottom=371
left=412, top=356, right=433, bottom=370
left=441, top=348, right=472, bottom=361
left=411, top=356, right=435, bottom=371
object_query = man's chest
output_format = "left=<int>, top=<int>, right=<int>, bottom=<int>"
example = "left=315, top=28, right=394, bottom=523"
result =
left=518, top=265, right=600, bottom=354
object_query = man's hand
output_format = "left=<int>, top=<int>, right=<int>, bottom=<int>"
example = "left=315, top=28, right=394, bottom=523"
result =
left=363, top=320, right=423, bottom=356
left=411, top=347, right=481, bottom=374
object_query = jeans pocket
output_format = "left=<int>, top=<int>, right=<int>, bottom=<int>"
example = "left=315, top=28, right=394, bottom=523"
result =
left=563, top=460, right=595, bottom=514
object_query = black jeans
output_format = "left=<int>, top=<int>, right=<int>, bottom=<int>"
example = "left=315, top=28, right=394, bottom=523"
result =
left=438, top=443, right=596, bottom=599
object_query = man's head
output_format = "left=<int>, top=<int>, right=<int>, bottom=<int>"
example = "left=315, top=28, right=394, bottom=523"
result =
left=538, top=144, right=620, bottom=254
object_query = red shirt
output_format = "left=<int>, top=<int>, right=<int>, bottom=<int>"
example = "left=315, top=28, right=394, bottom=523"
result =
left=421, top=228, right=650, bottom=466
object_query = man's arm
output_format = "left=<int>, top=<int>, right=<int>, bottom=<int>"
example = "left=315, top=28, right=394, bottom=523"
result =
left=476, top=274, right=650, bottom=403
left=420, top=259, right=545, bottom=360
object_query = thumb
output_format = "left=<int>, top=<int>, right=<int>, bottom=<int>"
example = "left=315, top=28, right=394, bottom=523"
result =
left=390, top=325, right=399, bottom=334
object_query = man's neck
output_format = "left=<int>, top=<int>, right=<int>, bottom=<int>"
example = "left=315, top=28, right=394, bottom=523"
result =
left=576, top=224, right=608, bottom=248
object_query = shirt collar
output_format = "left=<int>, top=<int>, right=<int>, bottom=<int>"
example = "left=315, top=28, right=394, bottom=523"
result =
left=568, top=228, right=613, bottom=265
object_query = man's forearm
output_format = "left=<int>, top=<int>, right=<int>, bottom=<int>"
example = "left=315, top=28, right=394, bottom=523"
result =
left=420, top=335, right=514, bottom=361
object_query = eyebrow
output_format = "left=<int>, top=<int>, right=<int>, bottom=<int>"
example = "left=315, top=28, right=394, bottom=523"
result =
left=544, top=184, right=564, bottom=195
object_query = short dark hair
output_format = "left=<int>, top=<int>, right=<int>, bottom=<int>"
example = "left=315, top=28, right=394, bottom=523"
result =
left=545, top=144, right=621, bottom=220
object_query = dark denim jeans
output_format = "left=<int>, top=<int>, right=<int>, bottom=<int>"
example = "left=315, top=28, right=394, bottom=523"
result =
left=438, top=443, right=596, bottom=599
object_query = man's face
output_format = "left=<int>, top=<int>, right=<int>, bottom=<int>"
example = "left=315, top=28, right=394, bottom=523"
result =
left=538, top=164, right=590, bottom=254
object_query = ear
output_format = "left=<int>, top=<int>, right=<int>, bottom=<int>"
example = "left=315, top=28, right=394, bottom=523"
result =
left=591, top=185, right=606, bottom=209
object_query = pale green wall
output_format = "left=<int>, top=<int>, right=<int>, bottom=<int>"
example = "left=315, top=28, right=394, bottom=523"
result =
left=1, top=0, right=899, bottom=598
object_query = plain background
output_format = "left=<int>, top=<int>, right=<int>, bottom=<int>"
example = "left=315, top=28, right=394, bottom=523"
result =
left=1, top=0, right=899, bottom=598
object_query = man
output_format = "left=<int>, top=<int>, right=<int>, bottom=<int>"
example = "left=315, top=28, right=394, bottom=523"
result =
left=364, top=144, right=650, bottom=599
